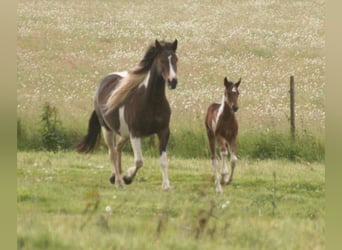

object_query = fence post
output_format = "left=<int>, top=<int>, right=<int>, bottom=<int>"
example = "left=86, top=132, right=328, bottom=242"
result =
left=290, top=76, right=295, bottom=140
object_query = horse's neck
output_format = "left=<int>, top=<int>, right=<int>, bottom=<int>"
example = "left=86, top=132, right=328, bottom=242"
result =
left=222, top=102, right=234, bottom=119
left=145, top=68, right=166, bottom=102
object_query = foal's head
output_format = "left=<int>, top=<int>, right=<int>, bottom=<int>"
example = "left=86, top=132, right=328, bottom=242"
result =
left=224, top=77, right=241, bottom=112
left=154, top=39, right=178, bottom=89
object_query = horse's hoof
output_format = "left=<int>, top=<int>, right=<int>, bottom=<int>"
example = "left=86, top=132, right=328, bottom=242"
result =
left=123, top=176, right=133, bottom=185
left=216, top=187, right=223, bottom=194
left=109, top=175, right=115, bottom=184
left=162, top=182, right=171, bottom=191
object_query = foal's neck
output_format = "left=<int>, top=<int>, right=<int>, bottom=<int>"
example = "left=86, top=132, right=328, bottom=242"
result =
left=223, top=101, right=235, bottom=118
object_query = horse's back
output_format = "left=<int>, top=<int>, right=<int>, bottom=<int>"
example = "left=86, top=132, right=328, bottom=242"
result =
left=94, top=72, right=125, bottom=131
left=95, top=73, right=125, bottom=105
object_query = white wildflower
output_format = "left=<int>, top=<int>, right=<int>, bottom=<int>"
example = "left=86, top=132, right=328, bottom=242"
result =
left=105, top=205, right=112, bottom=213
left=221, top=200, right=230, bottom=209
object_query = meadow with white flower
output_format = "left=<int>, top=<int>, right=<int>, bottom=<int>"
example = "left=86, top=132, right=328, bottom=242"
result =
left=17, top=0, right=325, bottom=249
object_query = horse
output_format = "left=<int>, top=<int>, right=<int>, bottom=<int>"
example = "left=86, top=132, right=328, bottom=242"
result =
left=205, top=77, right=241, bottom=193
left=76, top=39, right=178, bottom=191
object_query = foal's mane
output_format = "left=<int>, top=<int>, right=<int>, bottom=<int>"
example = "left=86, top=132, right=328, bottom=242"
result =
left=106, top=41, right=171, bottom=113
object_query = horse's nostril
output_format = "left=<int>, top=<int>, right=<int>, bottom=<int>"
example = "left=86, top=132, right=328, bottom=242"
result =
left=168, top=78, right=178, bottom=89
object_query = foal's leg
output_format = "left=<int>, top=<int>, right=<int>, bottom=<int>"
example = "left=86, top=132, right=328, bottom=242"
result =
left=123, top=134, right=143, bottom=184
left=207, top=129, right=221, bottom=193
left=158, top=128, right=171, bottom=191
left=102, top=128, right=124, bottom=188
left=217, top=136, right=229, bottom=187
left=206, top=129, right=218, bottom=168
left=226, top=137, right=238, bottom=184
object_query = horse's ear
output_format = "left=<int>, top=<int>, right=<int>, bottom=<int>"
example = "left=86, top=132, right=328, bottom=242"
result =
left=155, top=40, right=161, bottom=50
left=235, top=78, right=241, bottom=88
left=224, top=77, right=229, bottom=87
left=172, top=39, right=178, bottom=51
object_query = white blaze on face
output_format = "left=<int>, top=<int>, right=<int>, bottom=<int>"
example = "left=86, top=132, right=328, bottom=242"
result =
left=168, top=55, right=176, bottom=81
left=232, top=86, right=237, bottom=93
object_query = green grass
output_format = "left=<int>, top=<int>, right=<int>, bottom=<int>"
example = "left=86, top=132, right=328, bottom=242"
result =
left=17, top=1, right=325, bottom=248
left=17, top=151, right=325, bottom=249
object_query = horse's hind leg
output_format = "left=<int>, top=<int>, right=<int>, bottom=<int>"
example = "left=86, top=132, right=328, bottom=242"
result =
left=116, top=136, right=128, bottom=175
left=207, top=129, right=221, bottom=193
left=123, top=135, right=143, bottom=184
left=102, top=128, right=124, bottom=188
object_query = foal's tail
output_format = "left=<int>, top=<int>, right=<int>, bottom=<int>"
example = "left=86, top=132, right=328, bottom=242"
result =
left=76, top=110, right=101, bottom=153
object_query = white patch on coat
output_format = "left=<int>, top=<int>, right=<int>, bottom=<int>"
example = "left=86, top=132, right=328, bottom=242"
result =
left=168, top=55, right=176, bottom=80
left=138, top=71, right=150, bottom=89
left=216, top=95, right=225, bottom=124
left=109, top=71, right=128, bottom=78
left=118, top=106, right=129, bottom=137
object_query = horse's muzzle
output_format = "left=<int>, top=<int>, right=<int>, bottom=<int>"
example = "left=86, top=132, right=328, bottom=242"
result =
left=168, top=78, right=178, bottom=89
left=232, top=105, right=239, bottom=112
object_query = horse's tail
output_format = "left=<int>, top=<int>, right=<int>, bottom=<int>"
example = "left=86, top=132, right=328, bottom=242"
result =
left=76, top=110, right=101, bottom=153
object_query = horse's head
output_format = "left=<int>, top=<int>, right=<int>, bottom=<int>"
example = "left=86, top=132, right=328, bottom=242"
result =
left=224, top=77, right=241, bottom=112
left=155, top=39, right=178, bottom=89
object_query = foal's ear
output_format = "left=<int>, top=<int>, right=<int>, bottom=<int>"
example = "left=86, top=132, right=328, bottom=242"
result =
left=172, top=39, right=178, bottom=51
left=235, top=78, right=242, bottom=88
left=224, top=77, right=232, bottom=88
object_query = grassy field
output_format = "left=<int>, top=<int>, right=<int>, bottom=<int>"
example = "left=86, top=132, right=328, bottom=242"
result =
left=17, top=0, right=325, bottom=249
left=17, top=0, right=325, bottom=136
left=17, top=151, right=325, bottom=250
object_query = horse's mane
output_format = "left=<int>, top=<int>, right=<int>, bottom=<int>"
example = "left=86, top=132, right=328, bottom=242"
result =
left=105, top=43, right=159, bottom=113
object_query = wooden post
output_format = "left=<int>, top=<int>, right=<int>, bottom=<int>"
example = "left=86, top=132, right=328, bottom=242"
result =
left=290, top=76, right=295, bottom=139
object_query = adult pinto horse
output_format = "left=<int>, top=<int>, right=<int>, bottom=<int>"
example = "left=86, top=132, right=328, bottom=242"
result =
left=77, top=39, right=178, bottom=190
left=205, top=77, right=241, bottom=193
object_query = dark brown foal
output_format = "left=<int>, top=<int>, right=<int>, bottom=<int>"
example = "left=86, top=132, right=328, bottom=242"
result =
left=205, top=77, right=241, bottom=193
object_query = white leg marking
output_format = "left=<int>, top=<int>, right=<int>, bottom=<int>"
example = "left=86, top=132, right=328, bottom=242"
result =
left=168, top=55, right=177, bottom=80
left=125, top=135, right=143, bottom=179
left=221, top=150, right=229, bottom=185
left=130, top=135, right=143, bottom=168
left=212, top=157, right=222, bottom=193
left=228, top=145, right=237, bottom=184
left=160, top=151, right=170, bottom=190
left=119, top=106, right=129, bottom=137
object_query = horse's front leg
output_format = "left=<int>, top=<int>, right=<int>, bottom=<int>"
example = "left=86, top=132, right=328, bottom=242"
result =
left=226, top=137, right=237, bottom=185
left=123, top=134, right=143, bottom=184
left=158, top=128, right=171, bottom=191
left=217, top=136, right=227, bottom=191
